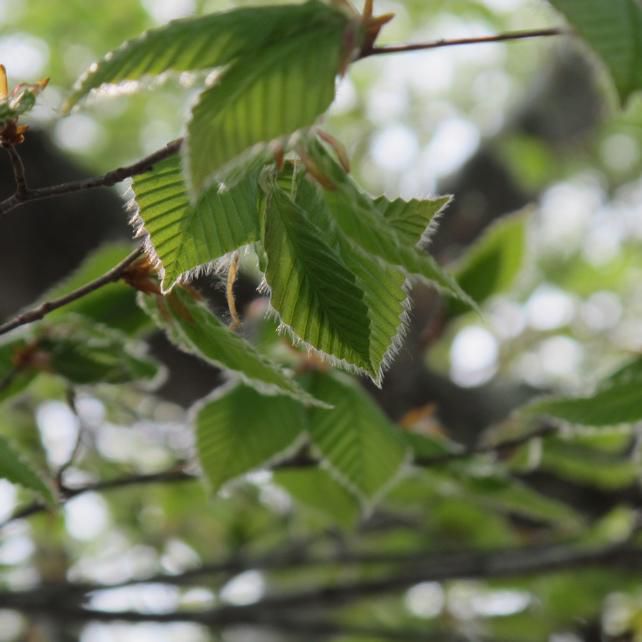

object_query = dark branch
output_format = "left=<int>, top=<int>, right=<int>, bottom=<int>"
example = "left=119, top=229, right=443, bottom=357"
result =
left=0, top=138, right=182, bottom=217
left=0, top=246, right=144, bottom=337
left=3, top=144, right=28, bottom=197
left=4, top=541, right=642, bottom=626
left=363, top=28, right=564, bottom=58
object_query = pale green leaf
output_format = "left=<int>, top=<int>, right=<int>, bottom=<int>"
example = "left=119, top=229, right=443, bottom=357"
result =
left=306, top=372, right=409, bottom=505
left=195, top=383, right=304, bottom=493
left=262, top=186, right=373, bottom=374
left=549, top=0, right=642, bottom=104
left=449, top=210, right=528, bottom=317
left=65, top=1, right=348, bottom=111
left=130, top=155, right=261, bottom=292
left=0, top=434, right=54, bottom=504
left=138, top=288, right=325, bottom=407
left=185, top=8, right=350, bottom=195
left=307, top=142, right=474, bottom=308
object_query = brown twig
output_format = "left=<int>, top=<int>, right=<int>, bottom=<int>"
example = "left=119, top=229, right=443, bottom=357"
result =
left=226, top=251, right=242, bottom=331
left=2, top=144, right=28, bottom=198
left=363, top=28, right=564, bottom=58
left=0, top=138, right=182, bottom=217
left=0, top=246, right=144, bottom=337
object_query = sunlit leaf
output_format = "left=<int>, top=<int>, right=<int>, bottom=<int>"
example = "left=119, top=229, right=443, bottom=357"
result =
left=195, top=383, right=304, bottom=493
left=262, top=186, right=373, bottom=373
left=65, top=1, right=350, bottom=111
left=185, top=6, right=351, bottom=195
left=130, top=155, right=262, bottom=292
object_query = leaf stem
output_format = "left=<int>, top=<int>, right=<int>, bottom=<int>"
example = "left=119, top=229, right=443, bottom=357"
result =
left=362, top=27, right=564, bottom=58
left=226, top=251, right=242, bottom=331
left=0, top=246, right=144, bottom=337
left=3, top=144, right=28, bottom=198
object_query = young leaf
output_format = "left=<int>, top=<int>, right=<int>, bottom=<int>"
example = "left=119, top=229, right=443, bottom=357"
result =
left=65, top=1, right=350, bottom=111
left=130, top=155, right=262, bottom=292
left=448, top=210, right=528, bottom=318
left=195, top=383, right=305, bottom=493
left=549, top=0, right=642, bottom=105
left=306, top=372, right=409, bottom=506
left=0, top=434, right=54, bottom=504
left=262, top=186, right=372, bottom=374
left=139, top=288, right=325, bottom=407
left=185, top=8, right=352, bottom=195
left=307, top=142, right=474, bottom=308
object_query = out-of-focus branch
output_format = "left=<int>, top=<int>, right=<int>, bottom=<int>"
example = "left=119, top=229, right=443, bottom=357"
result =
left=2, top=144, right=28, bottom=197
left=0, top=425, right=555, bottom=529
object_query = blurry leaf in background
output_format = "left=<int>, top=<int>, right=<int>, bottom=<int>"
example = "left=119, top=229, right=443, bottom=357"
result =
left=196, top=383, right=304, bottom=493
left=0, top=434, right=54, bottom=504
left=0, top=339, right=37, bottom=403
left=449, top=210, right=528, bottom=318
left=549, top=0, right=642, bottom=105
left=44, top=243, right=149, bottom=335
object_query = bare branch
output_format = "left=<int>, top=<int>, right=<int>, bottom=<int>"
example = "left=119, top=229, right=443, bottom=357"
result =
left=0, top=138, right=182, bottom=217
left=363, top=28, right=564, bottom=58
left=0, top=246, right=144, bottom=337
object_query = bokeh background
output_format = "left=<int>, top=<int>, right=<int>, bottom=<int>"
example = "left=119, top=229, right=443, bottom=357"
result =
left=1, top=1, right=642, bottom=641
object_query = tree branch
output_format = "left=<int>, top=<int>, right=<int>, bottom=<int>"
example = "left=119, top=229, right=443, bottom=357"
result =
left=0, top=138, right=182, bottom=217
left=4, top=540, right=641, bottom=626
left=0, top=246, right=144, bottom=337
left=363, top=28, right=564, bottom=58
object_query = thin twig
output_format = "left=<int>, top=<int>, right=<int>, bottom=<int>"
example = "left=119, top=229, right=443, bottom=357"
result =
left=3, top=144, right=28, bottom=197
left=363, top=28, right=564, bottom=58
left=0, top=246, right=144, bottom=337
left=0, top=138, right=182, bottom=217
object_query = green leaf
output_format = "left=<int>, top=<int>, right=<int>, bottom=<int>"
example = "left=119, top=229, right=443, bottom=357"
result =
left=139, top=287, right=325, bottom=407
left=549, top=0, right=642, bottom=105
left=527, top=384, right=642, bottom=427
left=263, top=185, right=372, bottom=374
left=65, top=1, right=350, bottom=111
left=448, top=211, right=528, bottom=318
left=274, top=468, right=360, bottom=528
left=45, top=244, right=149, bottom=335
left=306, top=372, right=409, bottom=505
left=40, top=316, right=161, bottom=385
left=0, top=434, right=54, bottom=504
left=0, top=79, right=47, bottom=127
left=307, top=142, right=474, bottom=308
left=185, top=5, right=351, bottom=195
left=195, top=383, right=304, bottom=493
left=130, top=155, right=262, bottom=292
